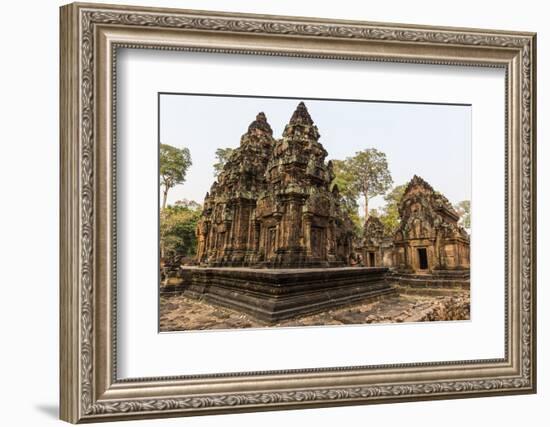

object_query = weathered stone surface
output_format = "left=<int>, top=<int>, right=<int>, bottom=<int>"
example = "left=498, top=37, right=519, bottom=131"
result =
left=395, top=175, right=470, bottom=273
left=179, top=266, right=395, bottom=322
left=361, top=175, right=470, bottom=287
left=390, top=271, right=469, bottom=289
left=362, top=216, right=394, bottom=267
left=416, top=294, right=470, bottom=322
left=159, top=289, right=470, bottom=331
left=196, top=102, right=354, bottom=268
left=195, top=112, right=275, bottom=267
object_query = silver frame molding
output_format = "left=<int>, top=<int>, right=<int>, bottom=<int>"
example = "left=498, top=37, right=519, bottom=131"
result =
left=60, top=2, right=536, bottom=423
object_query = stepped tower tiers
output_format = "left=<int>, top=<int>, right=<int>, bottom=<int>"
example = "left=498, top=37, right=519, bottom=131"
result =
left=393, top=175, right=470, bottom=275
left=195, top=102, right=354, bottom=268
left=195, top=112, right=275, bottom=266
left=257, top=102, right=353, bottom=267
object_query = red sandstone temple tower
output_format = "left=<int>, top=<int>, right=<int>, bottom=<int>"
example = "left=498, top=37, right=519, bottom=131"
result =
left=196, top=102, right=354, bottom=268
left=195, top=112, right=275, bottom=266
left=256, top=102, right=353, bottom=267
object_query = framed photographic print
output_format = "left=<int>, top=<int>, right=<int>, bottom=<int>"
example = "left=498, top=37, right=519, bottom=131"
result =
left=60, top=2, right=537, bottom=423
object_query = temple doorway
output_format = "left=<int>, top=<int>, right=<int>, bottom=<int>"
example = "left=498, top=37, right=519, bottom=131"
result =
left=417, top=248, right=428, bottom=270
left=368, top=252, right=375, bottom=267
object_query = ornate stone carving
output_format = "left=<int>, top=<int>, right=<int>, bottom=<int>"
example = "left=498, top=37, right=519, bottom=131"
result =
left=196, top=102, right=354, bottom=268
left=394, top=175, right=470, bottom=274
left=361, top=176, right=470, bottom=279
left=196, top=112, right=275, bottom=266
left=363, top=216, right=386, bottom=246
left=362, top=216, right=393, bottom=267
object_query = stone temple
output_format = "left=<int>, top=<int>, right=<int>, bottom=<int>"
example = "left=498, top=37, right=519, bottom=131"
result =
left=165, top=103, right=470, bottom=322
left=185, top=102, right=394, bottom=321
left=196, top=102, right=355, bottom=268
left=361, top=175, right=470, bottom=287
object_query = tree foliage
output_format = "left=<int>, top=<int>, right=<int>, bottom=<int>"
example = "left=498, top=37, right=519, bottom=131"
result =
left=376, top=184, right=406, bottom=235
left=174, top=199, right=202, bottom=210
left=331, top=159, right=362, bottom=231
left=160, top=202, right=202, bottom=259
left=335, top=149, right=393, bottom=218
left=160, top=144, right=192, bottom=210
left=454, top=200, right=471, bottom=231
left=213, top=147, right=235, bottom=177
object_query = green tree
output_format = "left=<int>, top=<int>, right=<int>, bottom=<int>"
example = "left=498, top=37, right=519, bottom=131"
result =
left=174, top=199, right=201, bottom=210
left=377, top=184, right=406, bottom=235
left=455, top=200, right=471, bottom=231
left=332, top=160, right=360, bottom=208
left=160, top=144, right=192, bottom=210
left=338, top=149, right=393, bottom=219
left=213, top=147, right=235, bottom=177
left=160, top=202, right=202, bottom=259
left=331, top=159, right=362, bottom=233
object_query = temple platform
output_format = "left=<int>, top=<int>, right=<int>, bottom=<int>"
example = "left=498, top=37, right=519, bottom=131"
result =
left=178, top=266, right=395, bottom=322
left=390, top=270, right=470, bottom=289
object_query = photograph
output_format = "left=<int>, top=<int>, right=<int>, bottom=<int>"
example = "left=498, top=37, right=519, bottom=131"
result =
left=57, top=2, right=536, bottom=422
left=159, top=94, right=472, bottom=331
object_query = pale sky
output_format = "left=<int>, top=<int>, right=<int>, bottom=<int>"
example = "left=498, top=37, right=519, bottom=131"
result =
left=160, top=94, right=471, bottom=214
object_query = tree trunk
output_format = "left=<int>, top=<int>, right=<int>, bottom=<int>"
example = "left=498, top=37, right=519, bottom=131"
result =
left=162, top=186, right=169, bottom=210
left=363, top=188, right=369, bottom=219
left=160, top=186, right=168, bottom=263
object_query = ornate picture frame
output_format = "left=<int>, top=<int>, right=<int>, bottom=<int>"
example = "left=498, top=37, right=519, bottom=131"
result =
left=60, top=2, right=536, bottom=423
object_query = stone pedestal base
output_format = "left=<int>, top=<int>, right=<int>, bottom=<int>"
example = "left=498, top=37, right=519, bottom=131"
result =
left=181, top=267, right=395, bottom=322
left=391, top=270, right=470, bottom=289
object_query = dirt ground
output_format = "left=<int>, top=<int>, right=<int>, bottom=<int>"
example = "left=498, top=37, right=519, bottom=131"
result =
left=159, top=289, right=470, bottom=332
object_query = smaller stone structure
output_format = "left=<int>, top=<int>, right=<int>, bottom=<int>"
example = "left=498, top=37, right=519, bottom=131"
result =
left=361, top=216, right=394, bottom=268
left=393, top=175, right=470, bottom=275
left=361, top=175, right=470, bottom=288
